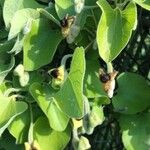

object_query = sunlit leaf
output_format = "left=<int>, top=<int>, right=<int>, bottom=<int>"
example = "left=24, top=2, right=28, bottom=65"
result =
left=8, top=8, right=40, bottom=40
left=33, top=116, right=71, bottom=150
left=55, top=47, right=85, bottom=118
left=3, top=0, right=43, bottom=28
left=97, top=0, right=137, bottom=62
left=8, top=109, right=30, bottom=144
left=29, top=83, right=69, bottom=131
left=0, top=95, right=28, bottom=136
left=23, top=18, right=63, bottom=71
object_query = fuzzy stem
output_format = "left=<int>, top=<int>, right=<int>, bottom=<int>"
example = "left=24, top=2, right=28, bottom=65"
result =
left=61, top=54, right=72, bottom=69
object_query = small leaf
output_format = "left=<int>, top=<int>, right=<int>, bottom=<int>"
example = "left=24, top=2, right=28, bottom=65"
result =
left=8, top=8, right=40, bottom=40
left=119, top=113, right=150, bottom=150
left=3, top=0, right=43, bottom=28
left=0, top=56, right=15, bottom=84
left=78, top=136, right=91, bottom=150
left=83, top=105, right=105, bottom=135
left=96, top=0, right=137, bottom=62
left=8, top=109, right=30, bottom=144
left=0, top=95, right=28, bottom=136
left=23, top=18, right=63, bottom=71
left=0, top=81, right=12, bottom=93
left=55, top=47, right=85, bottom=118
left=0, top=40, right=15, bottom=54
left=55, top=0, right=75, bottom=19
left=29, top=83, right=69, bottom=131
left=8, top=33, right=24, bottom=55
left=33, top=116, right=71, bottom=150
left=112, top=72, right=150, bottom=114
left=133, top=0, right=150, bottom=10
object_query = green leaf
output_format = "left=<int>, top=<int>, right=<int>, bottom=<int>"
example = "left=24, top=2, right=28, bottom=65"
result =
left=112, top=72, right=150, bottom=114
left=84, top=59, right=108, bottom=98
left=33, top=116, right=71, bottom=150
left=83, top=105, right=105, bottom=135
left=55, top=0, right=75, bottom=19
left=8, top=8, right=40, bottom=40
left=29, top=83, right=69, bottom=131
left=0, top=81, right=12, bottom=93
left=23, top=18, right=63, bottom=71
left=133, top=0, right=150, bottom=10
left=89, top=105, right=105, bottom=127
left=3, top=0, right=43, bottom=28
left=0, top=96, right=28, bottom=136
left=0, top=40, right=15, bottom=54
left=119, top=113, right=150, bottom=150
left=55, top=47, right=85, bottom=118
left=8, top=109, right=30, bottom=144
left=0, top=56, right=15, bottom=84
left=96, top=0, right=137, bottom=62
left=8, top=33, right=24, bottom=55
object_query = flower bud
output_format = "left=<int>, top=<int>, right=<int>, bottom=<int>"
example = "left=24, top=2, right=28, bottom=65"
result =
left=19, top=72, right=30, bottom=87
left=99, top=69, right=118, bottom=98
left=14, top=64, right=24, bottom=77
left=24, top=140, right=40, bottom=150
left=70, top=25, right=80, bottom=38
left=74, top=0, right=85, bottom=14
left=78, top=136, right=91, bottom=150
left=66, top=34, right=74, bottom=44
left=49, top=66, right=65, bottom=89
left=24, top=142, right=31, bottom=150
left=66, top=25, right=80, bottom=44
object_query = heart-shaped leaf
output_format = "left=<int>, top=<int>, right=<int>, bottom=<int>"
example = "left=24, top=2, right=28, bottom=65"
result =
left=29, top=83, right=69, bottom=131
left=23, top=18, right=63, bottom=71
left=33, top=116, right=71, bottom=150
left=96, top=0, right=137, bottom=62
left=119, top=113, right=150, bottom=150
left=112, top=72, right=150, bottom=114
left=55, top=47, right=85, bottom=118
